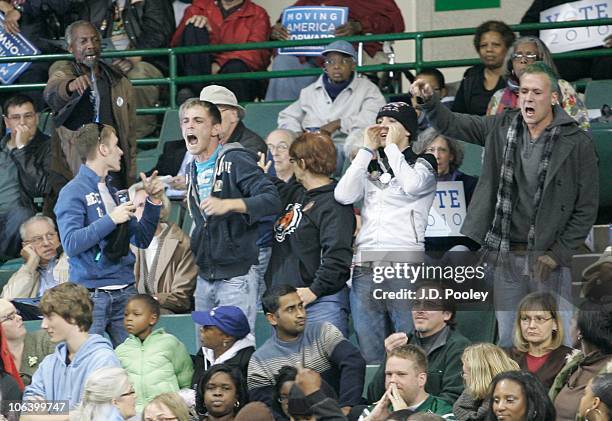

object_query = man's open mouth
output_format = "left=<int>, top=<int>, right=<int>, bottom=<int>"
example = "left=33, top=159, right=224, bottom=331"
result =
left=524, top=106, right=535, bottom=117
left=187, top=134, right=198, bottom=145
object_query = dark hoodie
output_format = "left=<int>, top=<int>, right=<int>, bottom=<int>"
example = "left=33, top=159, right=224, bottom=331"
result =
left=265, top=178, right=355, bottom=298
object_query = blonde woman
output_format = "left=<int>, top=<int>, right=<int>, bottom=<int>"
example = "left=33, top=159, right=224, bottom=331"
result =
left=506, top=292, right=573, bottom=390
left=70, top=367, right=136, bottom=421
left=453, top=343, right=520, bottom=420
left=143, top=392, right=192, bottom=421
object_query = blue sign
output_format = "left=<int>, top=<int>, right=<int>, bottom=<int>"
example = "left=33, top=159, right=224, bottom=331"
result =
left=279, top=6, right=348, bottom=56
left=0, top=15, right=40, bottom=85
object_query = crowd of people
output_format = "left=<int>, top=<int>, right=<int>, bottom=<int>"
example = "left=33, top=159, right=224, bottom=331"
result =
left=0, top=0, right=610, bottom=420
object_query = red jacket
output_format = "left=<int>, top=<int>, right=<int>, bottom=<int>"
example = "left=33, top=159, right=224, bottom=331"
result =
left=289, top=0, right=405, bottom=57
left=172, top=0, right=271, bottom=71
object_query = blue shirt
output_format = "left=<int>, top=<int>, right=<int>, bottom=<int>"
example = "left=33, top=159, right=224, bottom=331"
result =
left=37, top=257, right=59, bottom=297
left=195, top=145, right=221, bottom=201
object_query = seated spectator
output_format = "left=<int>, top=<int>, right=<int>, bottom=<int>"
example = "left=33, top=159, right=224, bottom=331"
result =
left=171, top=0, right=271, bottom=102
left=452, top=21, right=515, bottom=116
left=200, top=85, right=267, bottom=155
left=235, top=401, right=274, bottom=421
left=116, top=294, right=193, bottom=412
left=191, top=306, right=255, bottom=390
left=505, top=292, right=573, bottom=390
left=577, top=373, right=612, bottom=421
left=130, top=186, right=197, bottom=314
left=22, top=283, right=121, bottom=419
left=265, top=132, right=355, bottom=337
left=77, top=0, right=176, bottom=139
left=277, top=40, right=386, bottom=145
left=273, top=366, right=299, bottom=419
left=2, top=216, right=68, bottom=300
left=551, top=300, right=612, bottom=421
left=520, top=0, right=612, bottom=81
left=487, top=36, right=589, bottom=131
left=195, top=364, right=247, bottom=420
left=247, top=285, right=365, bottom=415
left=143, top=392, right=192, bottom=421
left=0, top=324, right=24, bottom=399
left=265, top=129, right=298, bottom=181
left=367, top=283, right=470, bottom=405
left=0, top=94, right=51, bottom=261
left=287, top=368, right=347, bottom=421
left=265, top=0, right=405, bottom=101
left=0, top=299, right=56, bottom=386
left=453, top=343, right=520, bottom=421
left=335, top=102, right=437, bottom=363
left=413, top=128, right=480, bottom=253
left=486, top=371, right=556, bottom=421
left=360, top=344, right=455, bottom=420
left=69, top=367, right=137, bottom=421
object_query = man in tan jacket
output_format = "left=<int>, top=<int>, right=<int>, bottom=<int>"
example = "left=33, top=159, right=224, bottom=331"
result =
left=43, top=20, right=137, bottom=215
left=2, top=216, right=69, bottom=300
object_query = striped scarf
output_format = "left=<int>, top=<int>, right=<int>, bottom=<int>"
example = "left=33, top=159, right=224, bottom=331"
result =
left=484, top=112, right=559, bottom=252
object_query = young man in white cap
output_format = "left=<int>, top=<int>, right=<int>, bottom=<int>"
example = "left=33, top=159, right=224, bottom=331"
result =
left=199, top=85, right=267, bottom=156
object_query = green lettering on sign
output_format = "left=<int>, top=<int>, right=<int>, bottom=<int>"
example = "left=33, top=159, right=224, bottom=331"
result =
left=435, top=0, right=500, bottom=11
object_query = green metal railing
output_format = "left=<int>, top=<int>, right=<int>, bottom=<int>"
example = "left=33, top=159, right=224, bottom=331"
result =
left=1, top=18, right=610, bottom=114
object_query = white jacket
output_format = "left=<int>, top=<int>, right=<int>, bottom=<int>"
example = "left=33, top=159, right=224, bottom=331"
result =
left=277, top=74, right=386, bottom=137
left=335, top=145, right=436, bottom=259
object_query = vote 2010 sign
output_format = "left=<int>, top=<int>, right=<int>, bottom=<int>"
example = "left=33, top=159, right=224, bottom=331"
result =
left=425, top=181, right=466, bottom=238
left=279, top=6, right=348, bottom=56
left=539, top=0, right=611, bottom=53
left=0, top=15, right=40, bottom=85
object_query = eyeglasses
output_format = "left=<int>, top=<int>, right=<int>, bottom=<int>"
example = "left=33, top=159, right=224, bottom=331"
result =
left=267, top=143, right=289, bottom=152
left=4, top=112, right=36, bottom=122
left=520, top=315, right=553, bottom=324
left=0, top=310, right=21, bottom=324
left=511, top=53, right=539, bottom=62
left=24, top=232, right=58, bottom=246
left=120, top=389, right=136, bottom=398
left=425, top=146, right=449, bottom=154
left=324, top=57, right=354, bottom=66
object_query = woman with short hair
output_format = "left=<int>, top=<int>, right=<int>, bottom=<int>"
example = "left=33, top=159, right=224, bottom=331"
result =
left=69, top=367, right=136, bottom=421
left=506, top=292, right=574, bottom=390
left=265, top=132, right=355, bottom=337
left=195, top=364, right=247, bottom=421
left=485, top=370, right=556, bottom=420
left=144, top=392, right=192, bottom=421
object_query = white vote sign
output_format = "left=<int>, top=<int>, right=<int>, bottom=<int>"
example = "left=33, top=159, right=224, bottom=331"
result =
left=539, top=0, right=612, bottom=53
left=425, top=181, right=466, bottom=237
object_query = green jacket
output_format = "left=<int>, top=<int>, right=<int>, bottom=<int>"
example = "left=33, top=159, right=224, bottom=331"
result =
left=20, top=330, right=57, bottom=386
left=359, top=394, right=456, bottom=420
left=367, top=327, right=470, bottom=404
left=116, top=328, right=194, bottom=411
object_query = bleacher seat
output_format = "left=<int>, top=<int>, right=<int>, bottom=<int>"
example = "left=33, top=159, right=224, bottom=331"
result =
left=364, top=364, right=381, bottom=399
left=137, top=109, right=181, bottom=173
left=455, top=310, right=497, bottom=344
left=24, top=314, right=199, bottom=355
left=242, top=101, right=292, bottom=139
left=255, top=311, right=272, bottom=348
left=457, top=141, right=483, bottom=177
left=0, top=258, right=24, bottom=293
left=585, top=79, right=612, bottom=110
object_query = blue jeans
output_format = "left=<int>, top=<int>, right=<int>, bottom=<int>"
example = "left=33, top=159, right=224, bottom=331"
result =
left=195, top=266, right=259, bottom=331
left=254, top=247, right=272, bottom=311
left=89, top=284, right=136, bottom=347
left=350, top=267, right=414, bottom=364
left=306, top=287, right=350, bottom=338
left=493, top=253, right=574, bottom=348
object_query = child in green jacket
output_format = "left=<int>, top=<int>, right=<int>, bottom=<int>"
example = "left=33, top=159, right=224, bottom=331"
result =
left=116, top=294, right=194, bottom=411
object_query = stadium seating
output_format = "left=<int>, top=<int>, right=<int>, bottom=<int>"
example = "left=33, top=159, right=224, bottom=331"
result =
left=242, top=101, right=292, bottom=139
left=137, top=109, right=181, bottom=173
left=585, top=79, right=612, bottom=111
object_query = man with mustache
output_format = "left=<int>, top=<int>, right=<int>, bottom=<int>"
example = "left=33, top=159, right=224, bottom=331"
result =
left=44, top=20, right=137, bottom=215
